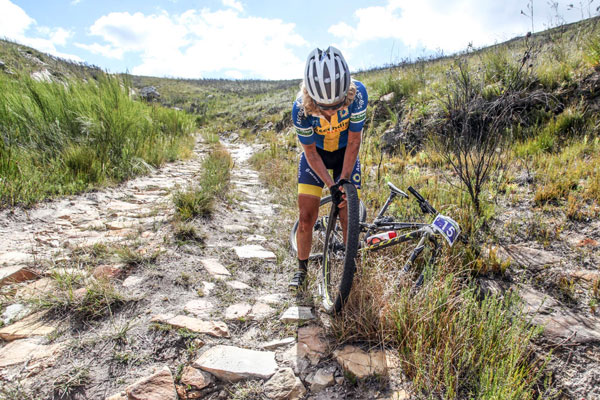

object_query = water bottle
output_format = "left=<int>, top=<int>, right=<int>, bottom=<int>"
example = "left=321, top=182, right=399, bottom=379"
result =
left=366, top=230, right=397, bottom=245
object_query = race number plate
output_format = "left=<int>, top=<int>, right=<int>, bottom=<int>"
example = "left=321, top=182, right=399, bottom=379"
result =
left=431, top=215, right=461, bottom=247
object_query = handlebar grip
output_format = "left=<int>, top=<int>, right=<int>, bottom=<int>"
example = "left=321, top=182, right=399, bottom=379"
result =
left=407, top=186, right=425, bottom=202
left=407, top=186, right=438, bottom=215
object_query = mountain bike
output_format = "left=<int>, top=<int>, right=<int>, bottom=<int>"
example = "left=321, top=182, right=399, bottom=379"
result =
left=290, top=181, right=461, bottom=314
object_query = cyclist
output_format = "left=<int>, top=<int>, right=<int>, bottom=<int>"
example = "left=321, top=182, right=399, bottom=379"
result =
left=289, top=46, right=368, bottom=289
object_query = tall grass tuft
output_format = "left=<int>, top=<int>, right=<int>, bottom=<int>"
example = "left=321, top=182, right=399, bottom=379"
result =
left=0, top=72, right=195, bottom=207
left=174, top=145, right=232, bottom=220
left=332, top=253, right=547, bottom=399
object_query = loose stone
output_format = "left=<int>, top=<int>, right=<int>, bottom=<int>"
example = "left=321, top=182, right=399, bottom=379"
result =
left=193, top=345, right=277, bottom=382
left=123, top=275, right=145, bottom=288
left=259, top=337, right=296, bottom=350
left=123, top=366, right=177, bottom=400
left=223, top=224, right=250, bottom=233
left=0, top=266, right=37, bottom=286
left=201, top=258, right=231, bottom=279
left=333, top=345, right=387, bottom=379
left=306, top=367, right=336, bottom=392
left=280, top=306, right=315, bottom=323
left=0, top=251, right=34, bottom=266
left=225, top=303, right=252, bottom=320
left=184, top=299, right=215, bottom=318
left=151, top=314, right=229, bottom=338
left=263, top=367, right=306, bottom=400
left=226, top=280, right=251, bottom=290
left=233, top=244, right=276, bottom=260
left=298, top=325, right=328, bottom=364
left=250, top=302, right=275, bottom=320
left=180, top=365, right=214, bottom=390
left=0, top=312, right=57, bottom=341
left=0, top=338, right=64, bottom=367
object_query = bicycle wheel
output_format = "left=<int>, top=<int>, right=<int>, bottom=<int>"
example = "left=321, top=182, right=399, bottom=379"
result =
left=319, top=182, right=360, bottom=314
left=289, top=195, right=366, bottom=257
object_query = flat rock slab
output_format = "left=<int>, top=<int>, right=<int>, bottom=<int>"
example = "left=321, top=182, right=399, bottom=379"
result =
left=280, top=306, right=315, bottom=323
left=151, top=314, right=229, bottom=338
left=122, top=275, right=145, bottom=288
left=107, top=366, right=177, bottom=400
left=298, top=325, right=328, bottom=364
left=0, top=312, right=56, bottom=341
left=180, top=366, right=214, bottom=390
left=334, top=345, right=387, bottom=379
left=201, top=258, right=231, bottom=279
left=0, top=338, right=64, bottom=367
left=194, top=345, right=277, bottom=382
left=259, top=337, right=296, bottom=350
left=184, top=299, right=215, bottom=318
left=225, top=303, right=252, bottom=320
left=223, top=224, right=250, bottom=233
left=0, top=266, right=37, bottom=286
left=226, top=280, right=251, bottom=290
left=264, top=367, right=306, bottom=400
left=233, top=245, right=276, bottom=260
left=0, top=251, right=34, bottom=266
left=250, top=302, right=275, bottom=320
left=16, top=277, right=56, bottom=299
left=496, top=245, right=562, bottom=269
left=259, top=293, right=285, bottom=305
left=520, top=286, right=600, bottom=343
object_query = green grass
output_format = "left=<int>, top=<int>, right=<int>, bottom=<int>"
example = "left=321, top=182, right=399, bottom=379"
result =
left=174, top=145, right=232, bottom=220
left=33, top=271, right=126, bottom=321
left=0, top=71, right=195, bottom=207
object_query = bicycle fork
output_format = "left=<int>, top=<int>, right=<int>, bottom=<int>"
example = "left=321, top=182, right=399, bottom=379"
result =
left=402, top=229, right=440, bottom=287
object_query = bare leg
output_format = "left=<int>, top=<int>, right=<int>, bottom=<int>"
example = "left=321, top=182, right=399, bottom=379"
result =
left=297, top=194, right=320, bottom=260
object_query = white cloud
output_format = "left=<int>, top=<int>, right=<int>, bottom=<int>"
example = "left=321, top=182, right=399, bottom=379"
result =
left=329, top=0, right=582, bottom=54
left=74, top=42, right=124, bottom=59
left=225, top=69, right=243, bottom=79
left=222, top=0, right=243, bottom=13
left=85, top=8, right=308, bottom=79
left=0, top=0, right=35, bottom=38
left=0, top=0, right=81, bottom=61
left=70, top=0, right=81, bottom=5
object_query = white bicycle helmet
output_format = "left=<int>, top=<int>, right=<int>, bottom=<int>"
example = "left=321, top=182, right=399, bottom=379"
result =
left=304, top=46, right=351, bottom=105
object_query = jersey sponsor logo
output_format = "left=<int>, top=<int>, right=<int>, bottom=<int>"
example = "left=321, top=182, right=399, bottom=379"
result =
left=305, top=168, right=319, bottom=182
left=339, top=108, right=349, bottom=118
left=295, top=127, right=313, bottom=137
left=352, top=173, right=361, bottom=183
left=314, top=119, right=349, bottom=136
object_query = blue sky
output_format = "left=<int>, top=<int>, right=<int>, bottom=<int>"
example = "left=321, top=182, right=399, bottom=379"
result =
left=0, top=0, right=595, bottom=79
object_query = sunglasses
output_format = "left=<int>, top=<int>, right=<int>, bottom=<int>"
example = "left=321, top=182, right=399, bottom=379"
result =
left=316, top=96, right=346, bottom=111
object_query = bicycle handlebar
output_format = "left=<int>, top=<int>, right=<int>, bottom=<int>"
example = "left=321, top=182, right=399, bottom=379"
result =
left=407, top=186, right=438, bottom=215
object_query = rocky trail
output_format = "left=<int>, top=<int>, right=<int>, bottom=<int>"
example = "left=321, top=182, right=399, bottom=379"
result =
left=1, top=133, right=599, bottom=399
left=0, top=137, right=407, bottom=400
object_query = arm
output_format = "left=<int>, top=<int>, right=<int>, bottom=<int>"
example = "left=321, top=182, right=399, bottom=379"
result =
left=302, top=142, right=336, bottom=188
left=339, top=130, right=361, bottom=181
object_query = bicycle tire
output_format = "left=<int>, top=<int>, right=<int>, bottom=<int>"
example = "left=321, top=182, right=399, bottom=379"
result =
left=289, top=195, right=366, bottom=257
left=319, top=182, right=360, bottom=314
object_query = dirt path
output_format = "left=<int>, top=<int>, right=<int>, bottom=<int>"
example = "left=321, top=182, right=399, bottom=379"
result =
left=0, top=136, right=403, bottom=400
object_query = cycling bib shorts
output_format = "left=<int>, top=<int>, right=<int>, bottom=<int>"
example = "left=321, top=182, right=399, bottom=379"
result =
left=298, top=147, right=361, bottom=197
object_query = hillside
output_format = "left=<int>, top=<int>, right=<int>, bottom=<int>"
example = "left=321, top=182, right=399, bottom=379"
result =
left=0, top=16, right=600, bottom=400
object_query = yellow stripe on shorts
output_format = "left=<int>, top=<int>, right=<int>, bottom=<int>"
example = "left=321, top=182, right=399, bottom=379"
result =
left=298, top=183, right=323, bottom=197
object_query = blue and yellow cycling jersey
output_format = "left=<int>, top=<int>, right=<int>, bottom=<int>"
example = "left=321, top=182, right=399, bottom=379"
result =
left=292, top=80, right=368, bottom=152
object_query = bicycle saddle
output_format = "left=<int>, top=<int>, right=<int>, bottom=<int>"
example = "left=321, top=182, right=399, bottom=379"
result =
left=387, top=182, right=409, bottom=198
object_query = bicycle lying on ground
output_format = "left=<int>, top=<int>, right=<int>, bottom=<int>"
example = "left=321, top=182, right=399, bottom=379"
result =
left=290, top=181, right=461, bottom=314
